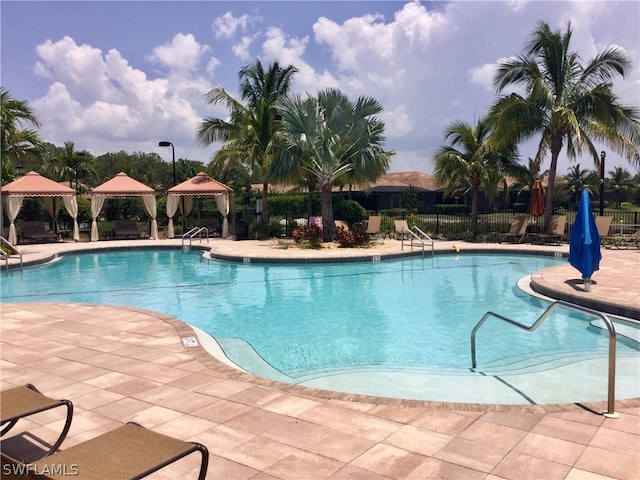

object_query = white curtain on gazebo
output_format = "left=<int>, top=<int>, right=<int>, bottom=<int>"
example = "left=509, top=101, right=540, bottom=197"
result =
left=62, top=196, right=80, bottom=241
left=5, top=195, right=24, bottom=245
left=215, top=194, right=230, bottom=238
left=90, top=196, right=106, bottom=241
left=166, top=194, right=180, bottom=239
left=141, top=195, right=158, bottom=240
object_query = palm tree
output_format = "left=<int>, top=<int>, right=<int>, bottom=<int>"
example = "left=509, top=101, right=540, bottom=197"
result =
left=513, top=157, right=549, bottom=200
left=434, top=117, right=518, bottom=238
left=1, top=87, right=43, bottom=178
left=273, top=88, right=392, bottom=242
left=607, top=166, right=634, bottom=208
left=488, top=21, right=640, bottom=232
left=47, top=141, right=95, bottom=194
left=564, top=164, right=598, bottom=206
left=197, top=60, right=297, bottom=239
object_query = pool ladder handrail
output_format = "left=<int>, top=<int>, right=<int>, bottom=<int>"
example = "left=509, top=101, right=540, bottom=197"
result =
left=182, top=227, right=209, bottom=250
left=0, top=236, right=23, bottom=271
left=470, top=300, right=618, bottom=418
left=400, top=226, right=434, bottom=257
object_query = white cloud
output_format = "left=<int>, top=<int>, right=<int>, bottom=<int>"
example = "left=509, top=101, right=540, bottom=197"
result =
left=31, top=35, right=207, bottom=159
left=147, top=33, right=211, bottom=75
left=212, top=12, right=252, bottom=40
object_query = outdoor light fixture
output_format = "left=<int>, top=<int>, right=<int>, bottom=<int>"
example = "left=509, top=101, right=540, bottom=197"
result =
left=600, top=151, right=606, bottom=216
left=158, top=141, right=176, bottom=187
left=158, top=140, right=185, bottom=232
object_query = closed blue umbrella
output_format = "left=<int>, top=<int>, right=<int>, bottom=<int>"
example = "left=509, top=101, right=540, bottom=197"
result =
left=569, top=190, right=602, bottom=291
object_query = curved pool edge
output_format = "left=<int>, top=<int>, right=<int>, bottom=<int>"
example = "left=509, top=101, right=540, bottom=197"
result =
left=106, top=303, right=640, bottom=413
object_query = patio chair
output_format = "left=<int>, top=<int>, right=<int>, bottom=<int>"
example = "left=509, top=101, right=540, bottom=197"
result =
left=394, top=220, right=410, bottom=239
left=366, top=216, right=382, bottom=237
left=594, top=216, right=613, bottom=246
left=4, top=422, right=209, bottom=480
left=499, top=216, right=529, bottom=243
left=534, top=215, right=566, bottom=244
left=1, top=384, right=73, bottom=458
left=19, top=221, right=57, bottom=244
left=196, top=218, right=220, bottom=236
left=334, top=220, right=349, bottom=231
left=611, top=230, right=640, bottom=250
left=113, top=219, right=141, bottom=239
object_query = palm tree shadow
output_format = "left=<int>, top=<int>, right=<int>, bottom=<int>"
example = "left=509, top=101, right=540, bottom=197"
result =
left=565, top=279, right=597, bottom=292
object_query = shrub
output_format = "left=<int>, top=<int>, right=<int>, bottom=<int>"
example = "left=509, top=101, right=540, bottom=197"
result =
left=269, top=218, right=285, bottom=238
left=292, top=223, right=322, bottom=248
left=336, top=224, right=369, bottom=248
left=249, top=220, right=264, bottom=239
left=333, top=200, right=367, bottom=227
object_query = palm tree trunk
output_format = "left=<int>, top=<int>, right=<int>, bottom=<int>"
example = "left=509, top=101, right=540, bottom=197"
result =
left=544, top=152, right=560, bottom=233
left=320, top=183, right=336, bottom=242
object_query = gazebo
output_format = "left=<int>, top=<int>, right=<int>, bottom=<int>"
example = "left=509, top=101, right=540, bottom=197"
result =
left=90, top=172, right=158, bottom=241
left=1, top=171, right=79, bottom=244
left=167, top=172, right=234, bottom=238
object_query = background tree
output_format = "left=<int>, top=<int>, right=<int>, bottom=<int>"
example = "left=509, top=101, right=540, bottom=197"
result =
left=607, top=166, right=635, bottom=208
left=434, top=117, right=518, bottom=238
left=197, top=60, right=297, bottom=238
left=564, top=164, right=598, bottom=207
left=513, top=157, right=549, bottom=200
left=1, top=87, right=43, bottom=183
left=273, top=88, right=392, bottom=241
left=489, top=21, right=640, bottom=232
left=47, top=141, right=96, bottom=194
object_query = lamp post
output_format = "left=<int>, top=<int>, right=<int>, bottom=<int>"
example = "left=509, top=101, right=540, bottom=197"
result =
left=158, top=141, right=176, bottom=186
left=159, top=141, right=184, bottom=233
left=599, top=151, right=606, bottom=216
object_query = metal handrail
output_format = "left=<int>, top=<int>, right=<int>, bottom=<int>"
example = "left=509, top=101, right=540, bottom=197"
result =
left=470, top=300, right=618, bottom=418
left=0, top=236, right=23, bottom=270
left=182, top=227, right=209, bottom=250
left=400, top=226, right=434, bottom=257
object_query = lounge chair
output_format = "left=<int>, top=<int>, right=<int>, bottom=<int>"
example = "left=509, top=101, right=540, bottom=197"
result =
left=3, top=422, right=209, bottom=480
left=113, top=219, right=141, bottom=239
left=499, top=216, right=529, bottom=243
left=366, top=216, right=381, bottom=237
left=534, top=215, right=566, bottom=244
left=594, top=216, right=613, bottom=246
left=394, top=220, right=410, bottom=239
left=334, top=220, right=349, bottom=231
left=1, top=384, right=73, bottom=458
left=19, top=221, right=57, bottom=244
left=611, top=230, right=640, bottom=250
left=196, top=218, right=220, bottom=236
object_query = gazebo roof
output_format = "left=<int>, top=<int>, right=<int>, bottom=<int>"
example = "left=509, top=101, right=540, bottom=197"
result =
left=1, top=171, right=75, bottom=197
left=168, top=172, right=233, bottom=196
left=91, top=172, right=155, bottom=196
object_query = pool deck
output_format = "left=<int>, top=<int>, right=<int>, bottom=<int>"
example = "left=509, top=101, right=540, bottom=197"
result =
left=1, top=238, right=639, bottom=479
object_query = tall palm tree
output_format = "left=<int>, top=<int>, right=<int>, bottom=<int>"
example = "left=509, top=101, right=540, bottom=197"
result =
left=47, top=141, right=95, bottom=194
left=434, top=117, right=518, bottom=239
left=273, top=88, right=392, bottom=242
left=1, top=87, right=43, bottom=179
left=607, top=166, right=634, bottom=208
left=488, top=21, right=640, bottom=232
left=197, top=60, right=297, bottom=238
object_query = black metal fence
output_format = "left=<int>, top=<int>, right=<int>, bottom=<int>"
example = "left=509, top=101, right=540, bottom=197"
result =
left=275, top=209, right=640, bottom=241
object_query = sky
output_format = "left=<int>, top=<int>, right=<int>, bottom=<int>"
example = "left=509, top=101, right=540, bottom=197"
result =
left=1, top=0, right=639, bottom=177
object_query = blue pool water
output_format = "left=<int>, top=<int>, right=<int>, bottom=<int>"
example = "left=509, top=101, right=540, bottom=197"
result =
left=2, top=249, right=638, bottom=403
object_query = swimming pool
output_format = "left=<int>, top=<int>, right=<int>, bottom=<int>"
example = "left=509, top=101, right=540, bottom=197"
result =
left=2, top=248, right=638, bottom=404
